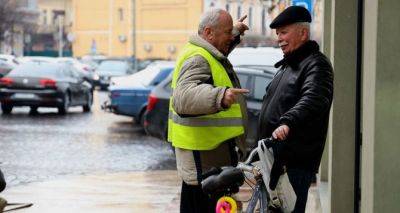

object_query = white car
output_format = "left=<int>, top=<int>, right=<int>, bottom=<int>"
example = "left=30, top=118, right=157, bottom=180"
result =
left=228, top=47, right=283, bottom=67
left=17, top=56, right=55, bottom=64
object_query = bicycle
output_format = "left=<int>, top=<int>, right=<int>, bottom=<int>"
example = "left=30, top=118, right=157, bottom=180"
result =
left=201, top=138, right=297, bottom=213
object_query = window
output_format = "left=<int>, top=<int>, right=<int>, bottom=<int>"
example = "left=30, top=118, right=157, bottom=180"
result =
left=262, top=8, right=266, bottom=35
left=42, top=10, right=47, bottom=25
left=237, top=5, right=241, bottom=20
left=52, top=10, right=57, bottom=25
left=237, top=74, right=249, bottom=89
left=62, top=66, right=74, bottom=78
left=254, top=76, right=272, bottom=100
left=248, top=7, right=253, bottom=28
left=165, top=82, right=172, bottom=93
left=52, top=10, right=65, bottom=25
left=118, top=8, right=124, bottom=21
left=28, top=0, right=37, bottom=9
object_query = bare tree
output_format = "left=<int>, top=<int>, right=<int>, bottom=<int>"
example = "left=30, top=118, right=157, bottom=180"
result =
left=0, top=0, right=38, bottom=44
left=0, top=0, right=19, bottom=43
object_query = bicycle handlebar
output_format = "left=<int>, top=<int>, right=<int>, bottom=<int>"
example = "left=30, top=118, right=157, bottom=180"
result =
left=201, top=138, right=277, bottom=195
left=242, top=137, right=276, bottom=165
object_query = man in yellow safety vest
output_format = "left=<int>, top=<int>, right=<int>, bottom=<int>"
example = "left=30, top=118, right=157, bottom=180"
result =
left=168, top=9, right=249, bottom=212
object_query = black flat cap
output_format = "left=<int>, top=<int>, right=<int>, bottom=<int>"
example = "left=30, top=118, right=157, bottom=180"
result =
left=269, top=6, right=312, bottom=29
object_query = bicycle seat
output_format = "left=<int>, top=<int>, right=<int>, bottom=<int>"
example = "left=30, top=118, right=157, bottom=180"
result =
left=201, top=167, right=244, bottom=195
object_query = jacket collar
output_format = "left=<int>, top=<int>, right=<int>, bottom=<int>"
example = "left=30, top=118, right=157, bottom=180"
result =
left=274, top=40, right=320, bottom=69
left=189, top=35, right=227, bottom=61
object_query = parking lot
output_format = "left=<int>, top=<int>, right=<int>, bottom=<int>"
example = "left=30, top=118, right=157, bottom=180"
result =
left=0, top=91, right=176, bottom=187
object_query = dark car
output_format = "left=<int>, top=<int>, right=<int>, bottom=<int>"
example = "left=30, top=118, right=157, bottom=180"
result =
left=144, top=66, right=276, bottom=147
left=0, top=62, right=93, bottom=115
left=56, top=57, right=99, bottom=89
left=95, top=59, right=135, bottom=90
left=103, top=61, right=174, bottom=125
left=0, top=55, right=19, bottom=78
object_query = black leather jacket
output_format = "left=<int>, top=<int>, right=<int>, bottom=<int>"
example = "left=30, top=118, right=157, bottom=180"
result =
left=258, top=41, right=333, bottom=172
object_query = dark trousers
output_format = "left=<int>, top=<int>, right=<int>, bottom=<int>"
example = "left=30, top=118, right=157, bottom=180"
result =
left=180, top=140, right=237, bottom=213
left=0, top=169, right=6, bottom=192
left=287, top=168, right=314, bottom=213
left=180, top=181, right=218, bottom=213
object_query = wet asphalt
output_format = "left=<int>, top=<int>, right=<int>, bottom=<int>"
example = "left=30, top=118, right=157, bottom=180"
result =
left=0, top=91, right=176, bottom=187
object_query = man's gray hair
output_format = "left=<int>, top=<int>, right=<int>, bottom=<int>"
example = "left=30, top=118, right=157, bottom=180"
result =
left=295, top=22, right=310, bottom=30
left=198, top=9, right=224, bottom=34
left=295, top=22, right=310, bottom=37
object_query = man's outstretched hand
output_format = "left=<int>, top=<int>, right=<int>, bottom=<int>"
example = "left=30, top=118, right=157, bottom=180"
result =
left=222, top=88, right=249, bottom=108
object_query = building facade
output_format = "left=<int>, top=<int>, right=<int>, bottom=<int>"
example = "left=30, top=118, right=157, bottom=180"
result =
left=71, top=0, right=134, bottom=57
left=70, top=0, right=322, bottom=59
left=27, top=0, right=73, bottom=56
left=0, top=0, right=40, bottom=56
left=134, top=0, right=202, bottom=60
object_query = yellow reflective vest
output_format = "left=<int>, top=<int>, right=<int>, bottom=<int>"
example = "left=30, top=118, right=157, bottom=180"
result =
left=168, top=43, right=244, bottom=150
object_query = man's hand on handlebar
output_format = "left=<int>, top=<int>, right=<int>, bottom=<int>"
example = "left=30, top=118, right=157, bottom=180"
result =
left=272, top=124, right=290, bottom=141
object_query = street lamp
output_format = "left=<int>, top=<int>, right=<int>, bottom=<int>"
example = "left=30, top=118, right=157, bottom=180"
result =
left=52, top=10, right=65, bottom=57
left=58, top=15, right=63, bottom=57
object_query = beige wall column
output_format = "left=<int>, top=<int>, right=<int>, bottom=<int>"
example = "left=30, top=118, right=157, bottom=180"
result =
left=327, top=0, right=358, bottom=212
left=319, top=0, right=332, bottom=182
left=362, top=0, right=400, bottom=212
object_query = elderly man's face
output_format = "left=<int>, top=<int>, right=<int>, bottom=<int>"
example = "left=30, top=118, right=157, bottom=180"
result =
left=276, top=23, right=308, bottom=55
left=208, top=12, right=234, bottom=55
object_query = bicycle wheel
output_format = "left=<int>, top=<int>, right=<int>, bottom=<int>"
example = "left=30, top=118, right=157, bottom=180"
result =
left=216, top=196, right=237, bottom=213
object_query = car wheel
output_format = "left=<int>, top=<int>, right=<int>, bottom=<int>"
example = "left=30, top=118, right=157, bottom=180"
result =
left=1, top=104, right=12, bottom=114
left=58, top=93, right=70, bottom=115
left=139, top=113, right=145, bottom=127
left=83, top=92, right=92, bottom=112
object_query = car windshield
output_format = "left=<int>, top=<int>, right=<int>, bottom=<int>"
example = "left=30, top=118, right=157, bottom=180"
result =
left=8, top=62, right=62, bottom=78
left=97, top=60, right=128, bottom=75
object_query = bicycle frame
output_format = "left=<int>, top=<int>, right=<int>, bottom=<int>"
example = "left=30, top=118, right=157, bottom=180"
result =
left=205, top=138, right=295, bottom=213
left=246, top=178, right=269, bottom=213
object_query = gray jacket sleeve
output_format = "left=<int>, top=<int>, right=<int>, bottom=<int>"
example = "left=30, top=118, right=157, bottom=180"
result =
left=173, top=55, right=226, bottom=115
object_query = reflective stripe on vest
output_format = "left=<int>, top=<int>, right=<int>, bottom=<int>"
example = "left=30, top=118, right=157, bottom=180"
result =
left=168, top=43, right=244, bottom=150
left=169, top=111, right=243, bottom=127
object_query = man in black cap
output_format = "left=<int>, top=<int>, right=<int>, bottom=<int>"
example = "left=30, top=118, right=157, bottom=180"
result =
left=257, top=6, right=333, bottom=212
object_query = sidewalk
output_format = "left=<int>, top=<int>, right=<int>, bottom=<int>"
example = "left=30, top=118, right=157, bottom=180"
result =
left=1, top=170, right=328, bottom=212
left=1, top=171, right=181, bottom=213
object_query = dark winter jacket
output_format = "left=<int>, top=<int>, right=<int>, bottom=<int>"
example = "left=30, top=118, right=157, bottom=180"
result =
left=258, top=40, right=333, bottom=173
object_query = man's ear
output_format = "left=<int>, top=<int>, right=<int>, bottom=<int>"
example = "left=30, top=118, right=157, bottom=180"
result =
left=204, top=27, right=213, bottom=40
left=300, top=28, right=309, bottom=41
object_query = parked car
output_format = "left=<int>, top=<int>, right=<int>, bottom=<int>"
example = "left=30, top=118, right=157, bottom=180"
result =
left=56, top=57, right=99, bottom=88
left=0, top=62, right=93, bottom=114
left=0, top=55, right=19, bottom=77
left=144, top=66, right=277, bottom=148
left=95, top=59, right=135, bottom=90
left=80, top=54, right=107, bottom=69
left=0, top=54, right=20, bottom=66
left=17, top=56, right=55, bottom=64
left=103, top=61, right=175, bottom=125
left=0, top=60, right=15, bottom=78
left=228, top=47, right=283, bottom=67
